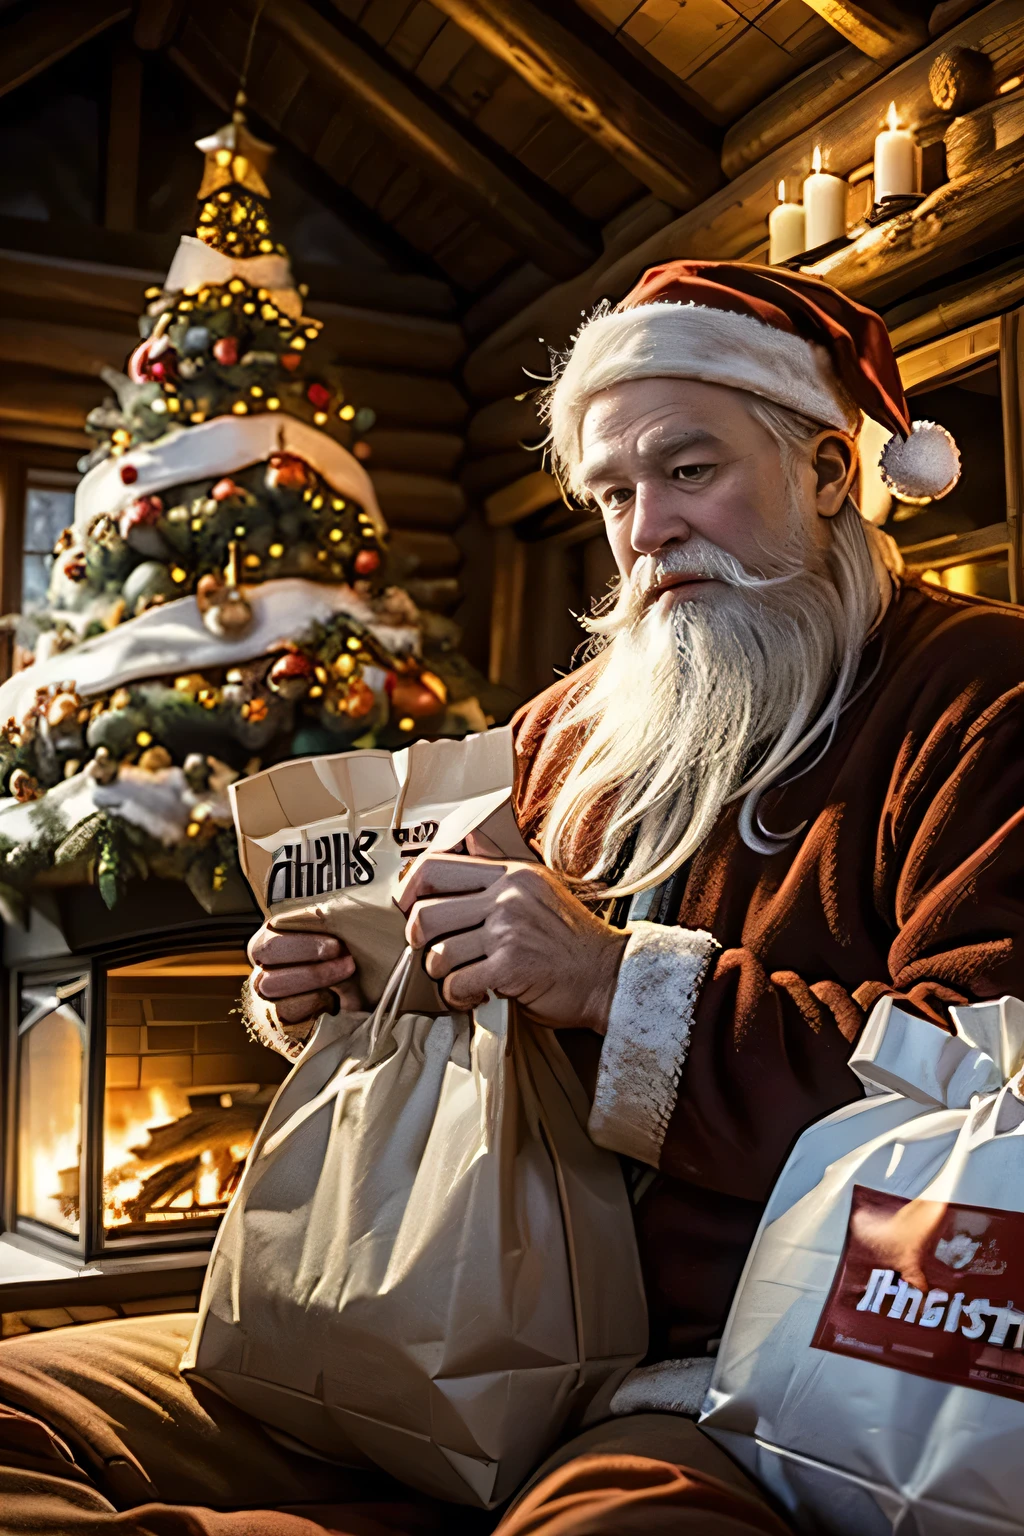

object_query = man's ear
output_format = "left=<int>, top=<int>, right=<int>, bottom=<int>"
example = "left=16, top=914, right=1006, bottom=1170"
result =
left=813, top=433, right=857, bottom=519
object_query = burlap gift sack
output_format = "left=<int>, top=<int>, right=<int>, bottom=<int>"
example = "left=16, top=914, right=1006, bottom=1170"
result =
left=701, top=994, right=1024, bottom=1536
left=185, top=729, right=647, bottom=1507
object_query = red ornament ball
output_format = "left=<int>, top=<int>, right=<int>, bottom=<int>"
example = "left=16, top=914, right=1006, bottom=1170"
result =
left=213, top=336, right=239, bottom=366
left=281, top=353, right=301, bottom=372
left=211, top=478, right=240, bottom=502
left=344, top=678, right=375, bottom=719
left=268, top=650, right=316, bottom=699
left=353, top=548, right=380, bottom=576
left=265, top=453, right=310, bottom=491
left=120, top=495, right=164, bottom=534
left=390, top=674, right=444, bottom=721
left=149, top=358, right=172, bottom=382
left=306, top=382, right=331, bottom=410
left=120, top=464, right=138, bottom=485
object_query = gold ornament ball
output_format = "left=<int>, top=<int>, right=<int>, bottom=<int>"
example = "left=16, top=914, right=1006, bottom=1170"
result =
left=139, top=745, right=173, bottom=772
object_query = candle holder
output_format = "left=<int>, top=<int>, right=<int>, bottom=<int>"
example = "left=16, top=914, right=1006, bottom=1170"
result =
left=778, top=233, right=850, bottom=271
left=866, top=191, right=925, bottom=225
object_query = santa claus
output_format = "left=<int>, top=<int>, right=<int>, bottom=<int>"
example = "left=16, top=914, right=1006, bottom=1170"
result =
left=3, top=265, right=1020, bottom=1535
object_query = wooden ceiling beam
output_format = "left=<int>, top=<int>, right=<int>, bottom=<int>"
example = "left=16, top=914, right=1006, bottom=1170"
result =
left=133, top=0, right=187, bottom=51
left=798, top=1, right=929, bottom=62
left=258, top=0, right=598, bottom=279
left=0, top=0, right=131, bottom=99
left=425, top=0, right=719, bottom=210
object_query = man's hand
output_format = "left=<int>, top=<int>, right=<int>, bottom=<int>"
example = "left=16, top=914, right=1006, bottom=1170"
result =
left=397, top=852, right=628, bottom=1032
left=247, top=924, right=363, bottom=1025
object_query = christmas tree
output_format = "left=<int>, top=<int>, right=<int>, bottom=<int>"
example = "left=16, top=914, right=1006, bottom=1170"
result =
left=0, top=102, right=511, bottom=916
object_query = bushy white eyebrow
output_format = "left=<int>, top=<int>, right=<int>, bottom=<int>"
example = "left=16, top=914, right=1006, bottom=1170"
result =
left=578, top=426, right=723, bottom=489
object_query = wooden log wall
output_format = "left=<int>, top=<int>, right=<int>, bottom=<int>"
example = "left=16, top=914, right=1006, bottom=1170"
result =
left=462, top=0, right=1024, bottom=698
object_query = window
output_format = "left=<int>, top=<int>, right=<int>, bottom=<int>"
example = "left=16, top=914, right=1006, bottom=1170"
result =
left=881, top=317, right=1022, bottom=605
left=21, top=471, right=77, bottom=610
left=16, top=980, right=88, bottom=1237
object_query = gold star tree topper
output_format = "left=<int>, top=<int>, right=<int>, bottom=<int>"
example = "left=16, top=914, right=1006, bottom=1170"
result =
left=195, top=98, right=274, bottom=201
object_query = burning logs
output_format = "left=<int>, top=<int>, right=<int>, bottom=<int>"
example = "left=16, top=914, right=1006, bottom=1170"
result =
left=104, top=1100, right=266, bottom=1228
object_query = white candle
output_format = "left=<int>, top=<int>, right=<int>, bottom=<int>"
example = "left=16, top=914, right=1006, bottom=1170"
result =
left=768, top=180, right=805, bottom=265
left=803, top=145, right=847, bottom=249
left=874, top=101, right=916, bottom=202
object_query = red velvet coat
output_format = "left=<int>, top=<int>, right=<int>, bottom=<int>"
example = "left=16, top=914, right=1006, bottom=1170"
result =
left=511, top=579, right=1024, bottom=1356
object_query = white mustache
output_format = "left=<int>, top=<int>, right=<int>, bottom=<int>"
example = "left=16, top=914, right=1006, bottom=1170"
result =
left=630, top=536, right=806, bottom=601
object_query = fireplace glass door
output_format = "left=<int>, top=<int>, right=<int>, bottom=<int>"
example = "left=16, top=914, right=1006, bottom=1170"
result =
left=16, top=979, right=88, bottom=1237
left=102, top=949, right=289, bottom=1242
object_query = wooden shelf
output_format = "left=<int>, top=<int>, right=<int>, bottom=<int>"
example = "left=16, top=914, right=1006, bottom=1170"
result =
left=804, top=136, right=1024, bottom=309
left=898, top=520, right=1011, bottom=570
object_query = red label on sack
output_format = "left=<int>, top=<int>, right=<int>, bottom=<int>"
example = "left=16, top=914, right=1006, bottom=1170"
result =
left=813, top=1185, right=1024, bottom=1404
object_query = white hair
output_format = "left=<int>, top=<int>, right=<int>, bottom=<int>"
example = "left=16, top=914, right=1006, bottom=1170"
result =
left=535, top=397, right=902, bottom=897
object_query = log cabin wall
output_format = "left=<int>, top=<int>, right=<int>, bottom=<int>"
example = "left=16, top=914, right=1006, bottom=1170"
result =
left=1, top=1, right=1023, bottom=704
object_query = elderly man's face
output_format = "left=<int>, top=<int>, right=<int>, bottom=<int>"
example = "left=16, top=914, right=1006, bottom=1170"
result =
left=578, top=377, right=846, bottom=599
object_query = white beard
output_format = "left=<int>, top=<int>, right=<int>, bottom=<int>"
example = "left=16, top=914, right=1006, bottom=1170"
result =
left=537, top=500, right=890, bottom=897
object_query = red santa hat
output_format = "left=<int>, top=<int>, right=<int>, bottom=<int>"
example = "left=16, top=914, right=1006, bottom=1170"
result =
left=545, top=260, right=960, bottom=505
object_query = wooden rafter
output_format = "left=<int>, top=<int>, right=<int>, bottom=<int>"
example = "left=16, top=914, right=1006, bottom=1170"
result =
left=257, top=0, right=598, bottom=279
left=798, top=1, right=928, bottom=61
left=104, top=37, right=143, bottom=232
left=133, top=0, right=187, bottom=51
left=426, top=0, right=719, bottom=210
left=0, top=0, right=131, bottom=99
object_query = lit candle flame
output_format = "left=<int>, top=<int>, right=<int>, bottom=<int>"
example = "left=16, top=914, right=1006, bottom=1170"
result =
left=812, top=144, right=822, bottom=173
left=777, top=179, right=785, bottom=202
left=886, top=100, right=900, bottom=131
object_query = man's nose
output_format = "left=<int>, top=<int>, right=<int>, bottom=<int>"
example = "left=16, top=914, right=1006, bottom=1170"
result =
left=630, top=479, right=691, bottom=557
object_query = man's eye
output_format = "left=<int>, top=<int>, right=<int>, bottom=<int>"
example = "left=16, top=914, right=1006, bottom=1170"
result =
left=603, top=487, right=633, bottom=509
left=672, top=464, right=715, bottom=484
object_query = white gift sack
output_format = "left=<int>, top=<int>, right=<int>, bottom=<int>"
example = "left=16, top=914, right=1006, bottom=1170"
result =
left=701, top=993, right=1024, bottom=1536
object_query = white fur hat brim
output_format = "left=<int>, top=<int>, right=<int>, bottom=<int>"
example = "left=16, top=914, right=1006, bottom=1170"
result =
left=547, top=302, right=860, bottom=485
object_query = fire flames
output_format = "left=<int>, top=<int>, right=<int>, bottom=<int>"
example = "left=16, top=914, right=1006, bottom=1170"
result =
left=24, top=1125, right=82, bottom=1234
left=102, top=1085, right=260, bottom=1229
left=30, top=1088, right=266, bottom=1233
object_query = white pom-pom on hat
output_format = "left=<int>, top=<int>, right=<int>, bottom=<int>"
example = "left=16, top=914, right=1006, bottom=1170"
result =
left=878, top=419, right=961, bottom=505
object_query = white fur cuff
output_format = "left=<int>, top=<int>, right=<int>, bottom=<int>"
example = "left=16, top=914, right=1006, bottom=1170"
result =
left=589, top=922, right=718, bottom=1167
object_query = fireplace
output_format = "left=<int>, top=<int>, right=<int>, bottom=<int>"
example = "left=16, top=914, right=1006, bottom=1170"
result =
left=5, top=933, right=288, bottom=1264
